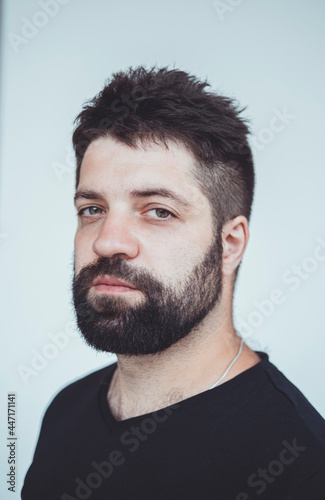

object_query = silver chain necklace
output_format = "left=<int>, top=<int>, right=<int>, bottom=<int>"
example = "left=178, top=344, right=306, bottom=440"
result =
left=208, top=338, right=244, bottom=390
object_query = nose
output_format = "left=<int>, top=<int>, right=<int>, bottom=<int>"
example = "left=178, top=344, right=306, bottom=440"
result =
left=92, top=209, right=139, bottom=260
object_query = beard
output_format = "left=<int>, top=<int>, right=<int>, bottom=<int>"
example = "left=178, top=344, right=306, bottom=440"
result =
left=71, top=228, right=224, bottom=356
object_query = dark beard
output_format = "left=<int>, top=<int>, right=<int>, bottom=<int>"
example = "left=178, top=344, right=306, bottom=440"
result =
left=71, top=228, right=224, bottom=355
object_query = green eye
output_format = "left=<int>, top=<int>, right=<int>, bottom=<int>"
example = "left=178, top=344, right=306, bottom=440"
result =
left=148, top=208, right=174, bottom=220
left=155, top=209, right=171, bottom=218
left=78, top=206, right=104, bottom=217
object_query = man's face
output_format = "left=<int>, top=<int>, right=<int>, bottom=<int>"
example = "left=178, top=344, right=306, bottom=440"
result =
left=72, top=136, right=224, bottom=355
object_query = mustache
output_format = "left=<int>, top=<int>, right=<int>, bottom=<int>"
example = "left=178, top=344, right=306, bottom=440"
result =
left=73, top=256, right=165, bottom=295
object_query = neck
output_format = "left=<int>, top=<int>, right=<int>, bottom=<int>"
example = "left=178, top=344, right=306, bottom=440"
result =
left=107, top=301, right=261, bottom=421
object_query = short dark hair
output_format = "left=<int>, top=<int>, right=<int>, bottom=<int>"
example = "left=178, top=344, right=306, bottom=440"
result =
left=72, top=65, right=254, bottom=234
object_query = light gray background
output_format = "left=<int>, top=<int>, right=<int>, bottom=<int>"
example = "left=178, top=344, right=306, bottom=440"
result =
left=1, top=0, right=324, bottom=497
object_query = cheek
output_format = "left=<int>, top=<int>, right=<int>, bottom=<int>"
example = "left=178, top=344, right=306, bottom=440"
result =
left=144, top=241, right=202, bottom=286
left=74, top=231, right=95, bottom=274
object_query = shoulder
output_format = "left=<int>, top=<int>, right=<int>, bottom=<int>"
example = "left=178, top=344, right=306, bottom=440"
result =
left=42, top=362, right=116, bottom=419
left=256, top=352, right=325, bottom=442
left=212, top=352, right=325, bottom=497
left=248, top=353, right=325, bottom=476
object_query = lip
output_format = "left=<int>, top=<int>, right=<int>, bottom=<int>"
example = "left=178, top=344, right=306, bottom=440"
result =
left=92, top=275, right=137, bottom=290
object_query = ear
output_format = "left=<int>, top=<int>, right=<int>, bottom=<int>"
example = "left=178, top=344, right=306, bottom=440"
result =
left=222, top=216, right=249, bottom=277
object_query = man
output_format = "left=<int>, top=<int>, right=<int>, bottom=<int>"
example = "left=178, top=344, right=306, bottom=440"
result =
left=22, top=66, right=325, bottom=499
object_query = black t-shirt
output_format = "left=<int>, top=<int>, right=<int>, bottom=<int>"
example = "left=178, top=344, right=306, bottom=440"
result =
left=22, top=352, right=325, bottom=499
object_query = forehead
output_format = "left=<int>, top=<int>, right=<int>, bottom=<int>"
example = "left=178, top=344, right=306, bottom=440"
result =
left=78, top=136, right=208, bottom=208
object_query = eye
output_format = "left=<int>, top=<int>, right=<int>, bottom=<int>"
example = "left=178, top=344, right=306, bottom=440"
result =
left=147, top=208, right=175, bottom=221
left=77, top=206, right=105, bottom=217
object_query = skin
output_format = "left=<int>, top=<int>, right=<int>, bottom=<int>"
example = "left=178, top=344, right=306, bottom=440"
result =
left=74, top=135, right=261, bottom=421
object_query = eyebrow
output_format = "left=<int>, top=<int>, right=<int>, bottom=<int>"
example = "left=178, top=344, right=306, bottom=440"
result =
left=74, top=187, right=192, bottom=210
left=74, top=189, right=105, bottom=206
